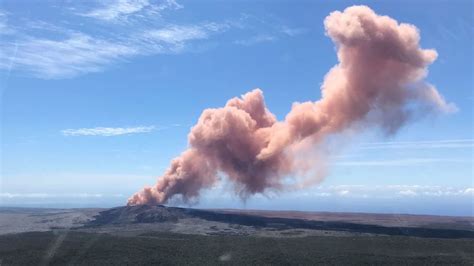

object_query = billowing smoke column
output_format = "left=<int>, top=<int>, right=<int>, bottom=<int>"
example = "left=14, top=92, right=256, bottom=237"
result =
left=128, top=5, right=455, bottom=205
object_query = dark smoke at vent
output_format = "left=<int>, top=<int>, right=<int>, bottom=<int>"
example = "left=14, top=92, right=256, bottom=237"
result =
left=128, top=5, right=455, bottom=205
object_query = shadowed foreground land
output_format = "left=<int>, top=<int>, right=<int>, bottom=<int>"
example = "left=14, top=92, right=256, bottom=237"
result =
left=0, top=230, right=473, bottom=265
left=1, top=206, right=473, bottom=265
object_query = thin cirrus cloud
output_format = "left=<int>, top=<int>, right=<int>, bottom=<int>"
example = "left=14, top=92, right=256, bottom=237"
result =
left=280, top=26, right=307, bottom=37
left=61, top=126, right=156, bottom=137
left=0, top=1, right=228, bottom=79
left=3, top=185, right=472, bottom=200
left=0, top=192, right=107, bottom=199
left=359, top=139, right=474, bottom=150
left=334, top=158, right=470, bottom=167
left=0, top=33, right=138, bottom=79
left=234, top=34, right=276, bottom=46
left=0, top=10, right=9, bottom=33
left=79, top=0, right=182, bottom=22
left=2, top=186, right=472, bottom=202
left=305, top=185, right=474, bottom=199
left=0, top=23, right=226, bottom=79
left=234, top=26, right=307, bottom=46
left=0, top=0, right=306, bottom=79
left=140, top=23, right=229, bottom=48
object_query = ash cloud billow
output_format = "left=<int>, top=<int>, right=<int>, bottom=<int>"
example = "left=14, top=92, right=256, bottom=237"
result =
left=128, top=6, right=455, bottom=205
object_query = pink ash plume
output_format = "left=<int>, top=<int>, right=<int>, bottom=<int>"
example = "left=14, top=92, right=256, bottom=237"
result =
left=128, top=6, right=455, bottom=205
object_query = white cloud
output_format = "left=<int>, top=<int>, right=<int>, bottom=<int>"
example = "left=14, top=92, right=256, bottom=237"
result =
left=136, top=23, right=229, bottom=54
left=0, top=1, right=233, bottom=79
left=315, top=192, right=331, bottom=197
left=280, top=26, right=307, bottom=36
left=337, top=190, right=350, bottom=196
left=0, top=2, right=302, bottom=78
left=144, top=25, right=211, bottom=44
left=0, top=21, right=228, bottom=78
left=0, top=192, right=116, bottom=198
left=360, top=139, right=474, bottom=150
left=61, top=126, right=155, bottom=136
left=464, top=188, right=474, bottom=195
left=0, top=10, right=16, bottom=36
left=299, top=185, right=474, bottom=199
left=399, top=190, right=417, bottom=196
left=234, top=34, right=276, bottom=46
left=80, top=0, right=182, bottom=22
left=82, top=0, right=150, bottom=21
left=0, top=33, right=137, bottom=78
left=231, top=13, right=308, bottom=47
left=334, top=158, right=469, bottom=167
left=0, top=10, right=9, bottom=34
left=0, top=193, right=51, bottom=198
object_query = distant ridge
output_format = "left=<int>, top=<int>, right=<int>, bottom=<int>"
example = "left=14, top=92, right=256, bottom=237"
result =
left=85, top=205, right=474, bottom=239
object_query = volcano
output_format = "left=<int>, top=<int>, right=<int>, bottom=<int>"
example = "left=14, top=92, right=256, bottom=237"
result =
left=80, top=205, right=474, bottom=239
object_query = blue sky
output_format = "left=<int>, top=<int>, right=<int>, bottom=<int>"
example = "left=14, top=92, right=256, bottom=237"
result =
left=0, top=0, right=472, bottom=215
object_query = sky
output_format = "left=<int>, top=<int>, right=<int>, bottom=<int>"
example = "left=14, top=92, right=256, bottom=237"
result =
left=0, top=0, right=472, bottom=216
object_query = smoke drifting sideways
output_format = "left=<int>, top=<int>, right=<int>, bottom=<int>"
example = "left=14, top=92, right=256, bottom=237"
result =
left=127, top=5, right=456, bottom=205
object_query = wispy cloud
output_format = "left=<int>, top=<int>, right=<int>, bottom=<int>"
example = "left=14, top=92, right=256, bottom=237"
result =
left=0, top=1, right=232, bottom=79
left=139, top=23, right=228, bottom=52
left=280, top=26, right=307, bottom=37
left=234, top=34, right=276, bottom=46
left=0, top=192, right=125, bottom=198
left=234, top=25, right=306, bottom=47
left=62, top=126, right=156, bottom=136
left=0, top=2, right=306, bottom=78
left=0, top=33, right=137, bottom=79
left=360, top=139, right=474, bottom=150
left=144, top=25, right=210, bottom=43
left=337, top=190, right=350, bottom=196
left=334, top=158, right=470, bottom=167
left=0, top=21, right=227, bottom=78
left=399, top=186, right=474, bottom=197
left=232, top=13, right=307, bottom=47
left=0, top=10, right=9, bottom=34
left=398, top=189, right=417, bottom=196
left=0, top=193, right=51, bottom=199
left=80, top=0, right=182, bottom=22
left=304, top=185, right=474, bottom=199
